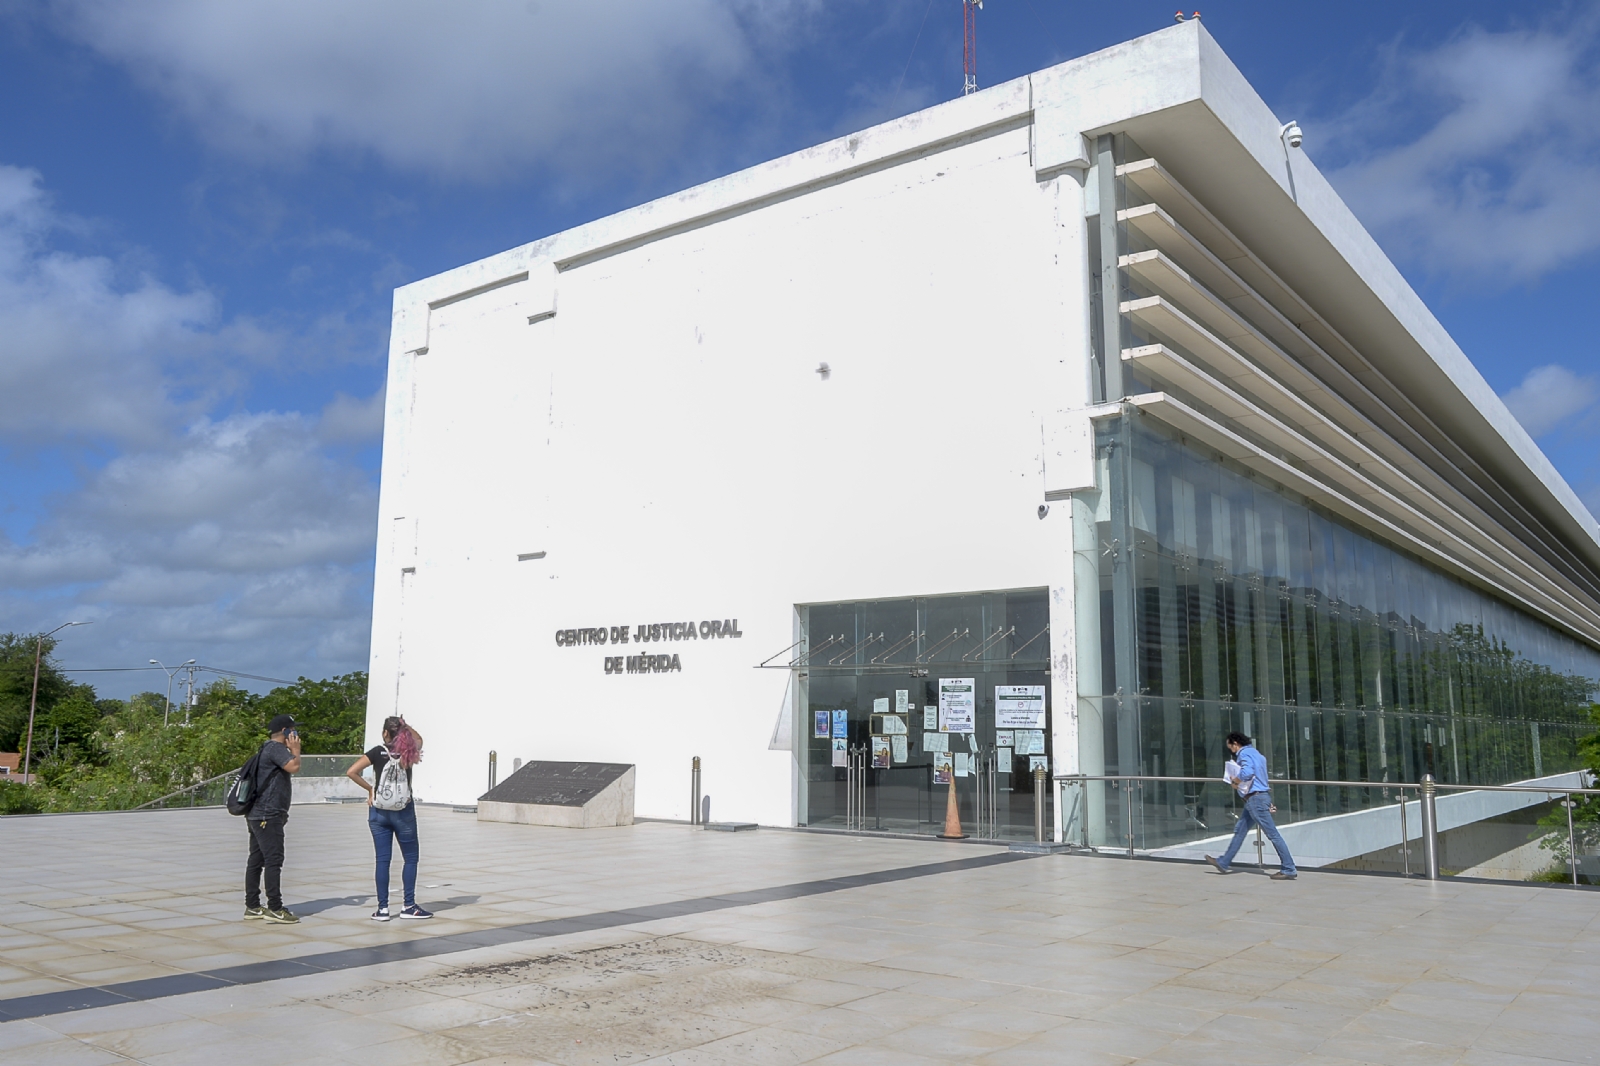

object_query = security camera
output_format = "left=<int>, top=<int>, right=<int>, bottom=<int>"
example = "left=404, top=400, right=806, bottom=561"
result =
left=1280, top=121, right=1303, bottom=149
left=1037, top=504, right=1050, bottom=520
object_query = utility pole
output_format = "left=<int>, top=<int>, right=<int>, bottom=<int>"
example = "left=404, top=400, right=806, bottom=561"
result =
left=24, top=621, right=92, bottom=783
left=183, top=662, right=199, bottom=723
left=963, top=0, right=982, bottom=95
left=150, top=658, right=196, bottom=726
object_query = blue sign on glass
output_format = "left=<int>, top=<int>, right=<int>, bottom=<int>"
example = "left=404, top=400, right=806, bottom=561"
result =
left=814, top=710, right=830, bottom=738
left=831, top=709, right=849, bottom=738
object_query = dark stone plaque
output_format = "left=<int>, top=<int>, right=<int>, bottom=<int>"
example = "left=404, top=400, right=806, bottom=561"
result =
left=479, top=761, right=633, bottom=806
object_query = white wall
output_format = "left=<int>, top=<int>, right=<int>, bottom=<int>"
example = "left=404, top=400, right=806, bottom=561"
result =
left=370, top=122, right=1091, bottom=819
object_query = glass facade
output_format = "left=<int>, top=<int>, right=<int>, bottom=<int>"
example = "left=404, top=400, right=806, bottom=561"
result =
left=1076, top=411, right=1600, bottom=849
left=796, top=590, right=1052, bottom=840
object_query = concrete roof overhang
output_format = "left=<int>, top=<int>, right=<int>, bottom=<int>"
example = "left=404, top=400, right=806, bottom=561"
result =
left=392, top=21, right=1600, bottom=622
left=1032, top=21, right=1600, bottom=588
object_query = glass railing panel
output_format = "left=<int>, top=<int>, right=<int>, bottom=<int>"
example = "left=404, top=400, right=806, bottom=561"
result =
left=298, top=755, right=360, bottom=778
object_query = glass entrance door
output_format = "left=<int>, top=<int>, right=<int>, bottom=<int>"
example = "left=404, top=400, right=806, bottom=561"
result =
left=796, top=588, right=1053, bottom=841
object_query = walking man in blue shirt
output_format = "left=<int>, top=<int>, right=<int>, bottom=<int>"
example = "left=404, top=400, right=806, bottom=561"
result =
left=1207, top=732, right=1296, bottom=880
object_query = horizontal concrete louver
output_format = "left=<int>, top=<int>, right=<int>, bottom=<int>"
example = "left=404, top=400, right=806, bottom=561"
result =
left=1110, top=157, right=1600, bottom=646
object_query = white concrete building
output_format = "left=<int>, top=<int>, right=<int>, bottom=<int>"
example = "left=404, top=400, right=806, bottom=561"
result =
left=367, top=21, right=1600, bottom=850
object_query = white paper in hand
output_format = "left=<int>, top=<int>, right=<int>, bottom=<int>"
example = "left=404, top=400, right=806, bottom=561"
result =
left=1224, top=760, right=1241, bottom=791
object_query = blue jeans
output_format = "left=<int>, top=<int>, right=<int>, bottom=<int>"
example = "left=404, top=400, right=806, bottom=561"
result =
left=368, top=803, right=419, bottom=908
left=1219, top=793, right=1296, bottom=874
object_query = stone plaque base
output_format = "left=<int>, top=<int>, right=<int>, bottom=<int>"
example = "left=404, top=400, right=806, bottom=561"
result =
left=477, top=762, right=635, bottom=828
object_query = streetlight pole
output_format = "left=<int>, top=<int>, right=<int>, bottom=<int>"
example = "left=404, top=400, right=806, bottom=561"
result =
left=149, top=658, right=196, bottom=727
left=24, top=621, right=92, bottom=783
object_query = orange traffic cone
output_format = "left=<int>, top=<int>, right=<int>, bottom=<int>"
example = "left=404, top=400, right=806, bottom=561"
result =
left=937, top=775, right=967, bottom=839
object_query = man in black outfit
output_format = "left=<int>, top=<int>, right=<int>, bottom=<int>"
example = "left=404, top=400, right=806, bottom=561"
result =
left=244, top=714, right=302, bottom=924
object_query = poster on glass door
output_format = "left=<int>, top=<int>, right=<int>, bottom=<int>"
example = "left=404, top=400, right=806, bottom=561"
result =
left=995, top=685, right=1046, bottom=729
left=938, top=678, right=975, bottom=733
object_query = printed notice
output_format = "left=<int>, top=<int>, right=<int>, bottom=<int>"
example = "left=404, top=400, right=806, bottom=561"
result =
left=814, top=710, right=830, bottom=738
left=895, top=690, right=909, bottom=715
left=995, top=685, right=1046, bottom=729
left=965, top=733, right=977, bottom=752
left=831, top=709, right=849, bottom=739
left=997, top=747, right=1013, bottom=773
left=921, top=732, right=949, bottom=754
left=995, top=730, right=1015, bottom=748
left=1016, top=729, right=1045, bottom=755
left=938, top=678, right=976, bottom=733
left=1029, top=755, right=1049, bottom=775
left=955, top=752, right=972, bottom=777
left=891, top=735, right=908, bottom=763
left=924, top=706, right=938, bottom=730
left=873, top=697, right=889, bottom=716
left=933, top=752, right=953, bottom=784
left=831, top=738, right=848, bottom=768
left=878, top=715, right=907, bottom=735
left=871, top=736, right=891, bottom=769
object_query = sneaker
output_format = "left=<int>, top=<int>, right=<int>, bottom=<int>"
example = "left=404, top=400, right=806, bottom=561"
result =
left=399, top=904, right=433, bottom=920
left=1205, top=855, right=1231, bottom=874
left=243, top=906, right=266, bottom=920
left=1271, top=871, right=1297, bottom=880
left=371, top=907, right=391, bottom=922
left=263, top=908, right=300, bottom=924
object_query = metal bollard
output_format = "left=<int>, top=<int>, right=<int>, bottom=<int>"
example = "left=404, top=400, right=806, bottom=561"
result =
left=1126, top=781, right=1136, bottom=858
left=1399, top=791, right=1409, bottom=877
left=691, top=756, right=702, bottom=825
left=1563, top=794, right=1579, bottom=885
left=1033, top=765, right=1046, bottom=842
left=1420, top=774, right=1440, bottom=880
left=846, top=747, right=856, bottom=831
left=488, top=750, right=498, bottom=791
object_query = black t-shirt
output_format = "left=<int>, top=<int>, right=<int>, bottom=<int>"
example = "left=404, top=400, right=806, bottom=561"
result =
left=252, top=740, right=295, bottom=818
left=366, top=746, right=414, bottom=790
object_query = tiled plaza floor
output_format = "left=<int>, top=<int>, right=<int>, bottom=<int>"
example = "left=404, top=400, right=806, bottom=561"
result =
left=0, top=803, right=1597, bottom=1064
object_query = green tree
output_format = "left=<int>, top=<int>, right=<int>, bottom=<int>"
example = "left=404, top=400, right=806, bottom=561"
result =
left=0, top=632, right=72, bottom=754
left=42, top=682, right=268, bottom=811
left=1537, top=702, right=1600, bottom=881
left=1, top=670, right=370, bottom=814
left=40, top=688, right=109, bottom=760
left=256, top=672, right=368, bottom=754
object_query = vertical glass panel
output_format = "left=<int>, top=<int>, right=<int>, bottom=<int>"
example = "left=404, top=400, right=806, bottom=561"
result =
left=797, top=589, right=1052, bottom=840
left=1100, top=412, right=1600, bottom=814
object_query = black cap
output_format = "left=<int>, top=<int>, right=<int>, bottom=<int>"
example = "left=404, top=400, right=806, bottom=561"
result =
left=268, top=714, right=299, bottom=734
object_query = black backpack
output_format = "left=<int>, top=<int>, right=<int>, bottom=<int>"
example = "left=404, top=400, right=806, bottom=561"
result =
left=226, top=743, right=270, bottom=816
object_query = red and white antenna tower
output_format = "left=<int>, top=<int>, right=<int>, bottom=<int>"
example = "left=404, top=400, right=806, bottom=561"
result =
left=963, top=0, right=982, bottom=95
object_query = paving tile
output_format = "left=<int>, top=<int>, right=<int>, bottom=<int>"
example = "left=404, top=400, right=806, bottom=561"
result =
left=2, top=807, right=1599, bottom=1066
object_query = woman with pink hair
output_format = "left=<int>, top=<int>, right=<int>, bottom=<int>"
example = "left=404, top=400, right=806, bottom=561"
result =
left=345, top=716, right=431, bottom=920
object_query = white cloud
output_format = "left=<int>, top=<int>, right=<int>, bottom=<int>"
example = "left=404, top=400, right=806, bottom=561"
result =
left=0, top=164, right=216, bottom=447
left=0, top=412, right=378, bottom=689
left=1322, top=13, right=1600, bottom=283
left=1501, top=364, right=1600, bottom=438
left=318, top=389, right=385, bottom=444
left=0, top=163, right=380, bottom=691
left=39, top=0, right=818, bottom=182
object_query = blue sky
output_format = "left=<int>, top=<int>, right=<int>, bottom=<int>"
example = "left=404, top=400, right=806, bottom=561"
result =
left=2, top=0, right=1598, bottom=697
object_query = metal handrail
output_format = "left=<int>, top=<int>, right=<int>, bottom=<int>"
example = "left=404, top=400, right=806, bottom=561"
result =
left=1056, top=772, right=1597, bottom=885
left=133, top=769, right=238, bottom=810
left=131, top=753, right=367, bottom=810
left=1054, top=773, right=1600, bottom=795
